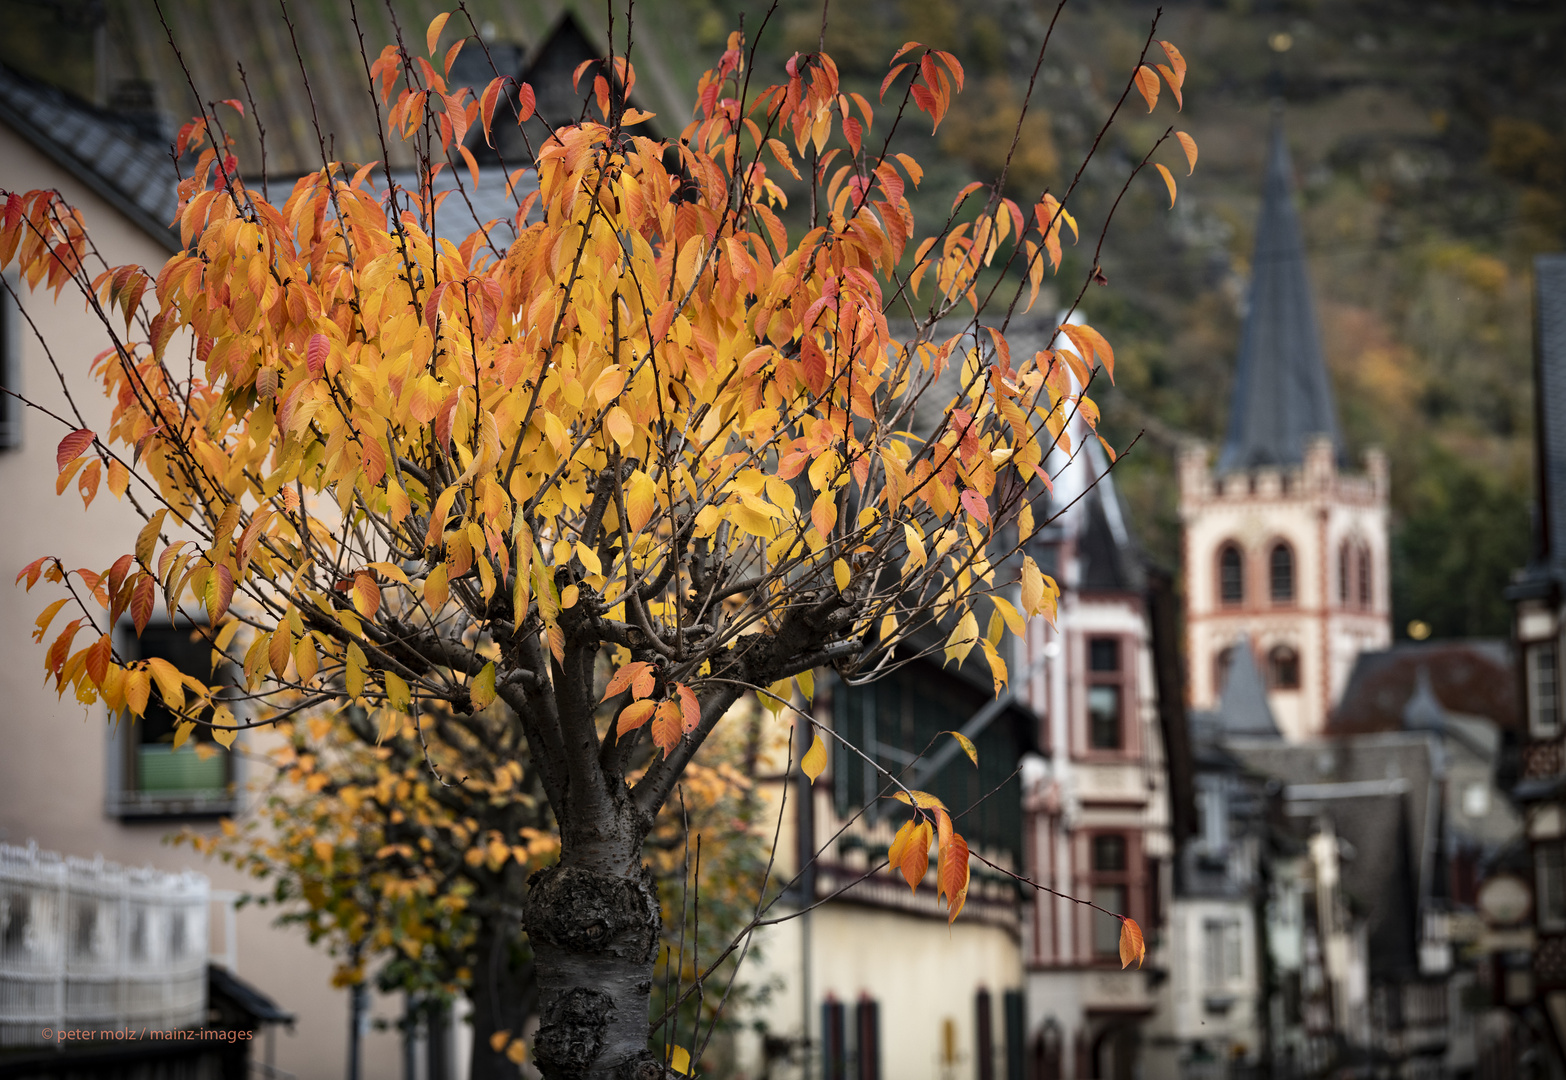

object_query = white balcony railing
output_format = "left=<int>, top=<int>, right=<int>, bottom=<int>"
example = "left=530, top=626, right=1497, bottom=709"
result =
left=0, top=842, right=208, bottom=1045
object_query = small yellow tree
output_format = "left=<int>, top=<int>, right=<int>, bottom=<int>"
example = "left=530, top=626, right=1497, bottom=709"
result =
left=2, top=6, right=1191, bottom=1076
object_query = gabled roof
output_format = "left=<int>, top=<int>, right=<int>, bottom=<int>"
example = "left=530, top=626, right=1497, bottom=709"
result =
left=0, top=63, right=178, bottom=250
left=1330, top=639, right=1517, bottom=734
left=1216, top=119, right=1343, bottom=474
left=12, top=1, right=696, bottom=183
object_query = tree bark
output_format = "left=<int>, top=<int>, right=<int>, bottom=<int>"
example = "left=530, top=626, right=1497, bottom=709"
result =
left=524, top=858, right=665, bottom=1080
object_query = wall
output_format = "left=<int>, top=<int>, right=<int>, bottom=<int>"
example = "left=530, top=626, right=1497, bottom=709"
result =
left=0, top=120, right=403, bottom=1079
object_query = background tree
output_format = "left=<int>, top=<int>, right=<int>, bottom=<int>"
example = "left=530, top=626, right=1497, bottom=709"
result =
left=187, top=691, right=772, bottom=1079
left=3, top=4, right=1185, bottom=1075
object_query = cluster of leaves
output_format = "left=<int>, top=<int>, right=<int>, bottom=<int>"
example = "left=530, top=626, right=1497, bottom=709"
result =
left=1, top=3, right=1184, bottom=1012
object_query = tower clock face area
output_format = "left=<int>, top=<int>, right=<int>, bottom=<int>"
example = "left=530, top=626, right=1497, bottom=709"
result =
left=1179, top=123, right=1392, bottom=742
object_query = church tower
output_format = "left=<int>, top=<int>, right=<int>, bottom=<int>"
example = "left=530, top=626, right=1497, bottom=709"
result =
left=1180, top=122, right=1392, bottom=742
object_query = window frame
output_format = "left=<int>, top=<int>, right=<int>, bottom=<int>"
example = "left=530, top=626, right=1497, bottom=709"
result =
left=1082, top=634, right=1135, bottom=758
left=106, top=619, right=239, bottom=820
left=1269, top=541, right=1295, bottom=605
left=1217, top=543, right=1245, bottom=607
left=1527, top=641, right=1562, bottom=740
left=1268, top=644, right=1301, bottom=690
left=1084, top=830, right=1140, bottom=964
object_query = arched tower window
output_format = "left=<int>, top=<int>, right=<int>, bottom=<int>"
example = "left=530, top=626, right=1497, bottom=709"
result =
left=1269, top=542, right=1294, bottom=604
left=1219, top=545, right=1245, bottom=606
left=1214, top=645, right=1235, bottom=694
left=1268, top=645, right=1300, bottom=689
left=1357, top=545, right=1372, bottom=609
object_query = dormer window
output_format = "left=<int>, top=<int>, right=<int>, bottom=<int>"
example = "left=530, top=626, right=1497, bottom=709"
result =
left=1269, top=543, right=1294, bottom=604
left=1219, top=544, right=1244, bottom=606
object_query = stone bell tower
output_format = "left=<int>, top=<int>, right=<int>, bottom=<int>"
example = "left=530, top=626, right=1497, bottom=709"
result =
left=1180, top=121, right=1391, bottom=742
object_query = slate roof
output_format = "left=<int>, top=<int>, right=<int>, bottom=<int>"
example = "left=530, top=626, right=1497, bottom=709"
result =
left=1330, top=639, right=1518, bottom=735
left=1216, top=120, right=1343, bottom=474
left=0, top=63, right=179, bottom=250
left=1210, top=637, right=1281, bottom=739
left=81, top=0, right=696, bottom=180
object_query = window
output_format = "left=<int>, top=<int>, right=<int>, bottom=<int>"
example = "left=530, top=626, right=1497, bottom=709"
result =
left=0, top=274, right=20, bottom=449
left=1528, top=642, right=1561, bottom=739
left=975, top=989, right=995, bottom=1080
left=1357, top=546, right=1372, bottom=609
left=1091, top=834, right=1131, bottom=960
left=1268, top=645, right=1300, bottom=690
left=1218, top=544, right=1244, bottom=605
left=1086, top=637, right=1125, bottom=751
left=1198, top=781, right=1229, bottom=855
left=1269, top=543, right=1294, bottom=604
left=1203, top=918, right=1244, bottom=987
left=1538, top=843, right=1566, bottom=932
left=109, top=623, right=235, bottom=818
left=1214, top=645, right=1235, bottom=696
left=1338, top=541, right=1351, bottom=606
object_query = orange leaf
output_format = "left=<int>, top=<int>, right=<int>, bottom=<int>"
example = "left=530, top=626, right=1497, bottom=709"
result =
left=56, top=428, right=94, bottom=473
left=650, top=698, right=683, bottom=756
left=516, top=83, right=536, bottom=123
left=616, top=698, right=656, bottom=736
left=352, top=570, right=381, bottom=619
left=1154, top=163, right=1177, bottom=207
left=1175, top=131, right=1198, bottom=175
left=603, top=660, right=653, bottom=701
left=1158, top=40, right=1187, bottom=84
left=131, top=574, right=155, bottom=634
left=938, top=829, right=970, bottom=922
left=479, top=77, right=503, bottom=147
left=1119, top=916, right=1146, bottom=969
left=426, top=11, right=451, bottom=57
left=889, top=819, right=932, bottom=893
left=1133, top=66, right=1159, bottom=112
left=84, top=633, right=111, bottom=685
left=674, top=682, right=700, bottom=732
left=208, top=565, right=235, bottom=623
left=1155, top=65, right=1183, bottom=110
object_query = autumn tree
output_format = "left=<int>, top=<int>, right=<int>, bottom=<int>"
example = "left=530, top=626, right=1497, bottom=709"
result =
left=2, top=3, right=1192, bottom=1076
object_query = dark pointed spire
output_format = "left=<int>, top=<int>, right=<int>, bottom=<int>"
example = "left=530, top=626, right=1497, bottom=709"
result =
left=1216, top=118, right=1343, bottom=474
left=1215, top=636, right=1281, bottom=739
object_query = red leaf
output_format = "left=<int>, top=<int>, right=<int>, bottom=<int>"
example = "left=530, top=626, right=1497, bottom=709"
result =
left=960, top=488, right=990, bottom=524
left=16, top=556, right=46, bottom=590
left=56, top=429, right=94, bottom=473
left=84, top=633, right=111, bottom=685
left=516, top=83, right=536, bottom=123
left=131, top=573, right=155, bottom=634
left=306, top=333, right=330, bottom=377
left=208, top=564, right=235, bottom=622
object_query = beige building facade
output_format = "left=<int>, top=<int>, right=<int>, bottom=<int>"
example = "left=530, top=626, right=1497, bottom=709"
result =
left=0, top=86, right=407, bottom=1078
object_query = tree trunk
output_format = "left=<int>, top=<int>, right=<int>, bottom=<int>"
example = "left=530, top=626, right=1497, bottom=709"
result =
left=523, top=857, right=665, bottom=1080
left=469, top=920, right=538, bottom=1080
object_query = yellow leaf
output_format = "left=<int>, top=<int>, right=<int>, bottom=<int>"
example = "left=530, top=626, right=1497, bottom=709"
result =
left=1154, top=162, right=1176, bottom=207
left=212, top=706, right=237, bottom=749
left=384, top=671, right=411, bottom=713
left=625, top=470, right=657, bottom=533
left=107, top=460, right=130, bottom=498
left=944, top=610, right=979, bottom=666
left=575, top=541, right=602, bottom=577
left=470, top=661, right=497, bottom=710
left=945, top=729, right=978, bottom=766
left=832, top=559, right=850, bottom=594
left=667, top=1046, right=691, bottom=1075
left=892, top=789, right=947, bottom=810
left=991, top=595, right=1025, bottom=638
left=171, top=720, right=194, bottom=750
left=505, top=1040, right=527, bottom=1065
left=424, top=564, right=450, bottom=609
left=1020, top=555, right=1045, bottom=617
left=801, top=731, right=827, bottom=783
left=346, top=642, right=366, bottom=698
left=604, top=406, right=634, bottom=450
